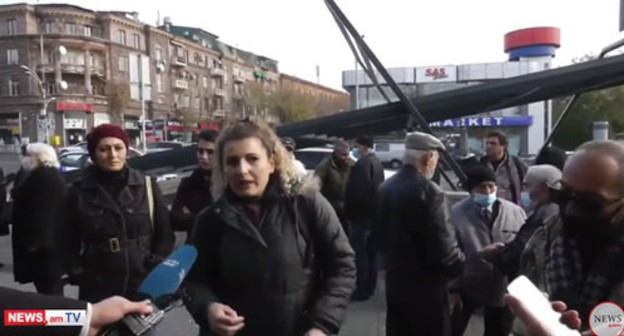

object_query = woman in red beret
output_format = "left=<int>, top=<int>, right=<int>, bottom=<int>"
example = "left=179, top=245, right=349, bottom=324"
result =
left=65, top=123, right=174, bottom=302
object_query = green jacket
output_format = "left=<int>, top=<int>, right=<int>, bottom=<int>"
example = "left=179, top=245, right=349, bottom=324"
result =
left=314, top=156, right=354, bottom=216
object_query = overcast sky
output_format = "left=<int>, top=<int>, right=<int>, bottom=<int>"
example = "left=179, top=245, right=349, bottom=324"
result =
left=8, top=0, right=623, bottom=90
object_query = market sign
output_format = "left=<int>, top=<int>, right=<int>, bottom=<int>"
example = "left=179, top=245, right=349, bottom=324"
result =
left=429, top=115, right=533, bottom=128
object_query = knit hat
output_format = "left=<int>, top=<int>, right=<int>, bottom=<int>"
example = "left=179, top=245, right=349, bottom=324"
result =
left=464, top=165, right=497, bottom=192
left=355, top=135, right=374, bottom=148
left=87, top=123, right=130, bottom=160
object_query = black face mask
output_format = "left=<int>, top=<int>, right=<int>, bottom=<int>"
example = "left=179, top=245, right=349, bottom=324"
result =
left=556, top=189, right=624, bottom=242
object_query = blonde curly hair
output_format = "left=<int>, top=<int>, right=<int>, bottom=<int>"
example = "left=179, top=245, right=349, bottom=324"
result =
left=211, top=121, right=298, bottom=199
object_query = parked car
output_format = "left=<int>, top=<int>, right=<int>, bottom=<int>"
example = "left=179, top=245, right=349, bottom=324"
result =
left=373, top=141, right=405, bottom=169
left=58, top=142, right=88, bottom=156
left=146, top=141, right=190, bottom=154
left=294, top=147, right=396, bottom=179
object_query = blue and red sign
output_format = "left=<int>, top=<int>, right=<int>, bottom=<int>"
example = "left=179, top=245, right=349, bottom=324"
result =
left=429, top=115, right=533, bottom=128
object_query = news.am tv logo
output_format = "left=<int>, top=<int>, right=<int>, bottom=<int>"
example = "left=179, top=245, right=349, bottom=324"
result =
left=4, top=309, right=86, bottom=327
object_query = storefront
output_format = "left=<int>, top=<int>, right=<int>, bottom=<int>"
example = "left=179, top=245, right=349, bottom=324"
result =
left=430, top=115, right=533, bottom=156
left=56, top=102, right=92, bottom=146
left=122, top=116, right=140, bottom=147
left=0, top=112, right=22, bottom=148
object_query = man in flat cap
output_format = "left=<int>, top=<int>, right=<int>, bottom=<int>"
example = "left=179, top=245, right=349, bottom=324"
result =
left=344, top=135, right=385, bottom=301
left=377, top=131, right=464, bottom=336
left=281, top=137, right=307, bottom=178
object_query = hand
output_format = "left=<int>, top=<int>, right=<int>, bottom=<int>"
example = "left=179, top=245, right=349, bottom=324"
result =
left=207, top=303, right=245, bottom=336
left=504, top=294, right=581, bottom=335
left=448, top=292, right=463, bottom=313
left=303, top=328, right=327, bottom=336
left=478, top=242, right=505, bottom=259
left=88, top=296, right=153, bottom=336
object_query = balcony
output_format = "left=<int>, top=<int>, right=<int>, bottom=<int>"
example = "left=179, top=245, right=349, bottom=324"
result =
left=172, top=56, right=187, bottom=67
left=213, top=88, right=226, bottom=97
left=212, top=109, right=226, bottom=118
left=173, top=79, right=189, bottom=90
left=211, top=68, right=225, bottom=78
left=233, top=73, right=245, bottom=83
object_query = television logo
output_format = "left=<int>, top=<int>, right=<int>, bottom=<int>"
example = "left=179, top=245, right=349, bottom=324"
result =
left=590, top=302, right=624, bottom=336
left=4, top=309, right=86, bottom=327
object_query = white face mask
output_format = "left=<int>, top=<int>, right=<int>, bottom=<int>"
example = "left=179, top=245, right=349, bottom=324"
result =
left=21, top=157, right=33, bottom=171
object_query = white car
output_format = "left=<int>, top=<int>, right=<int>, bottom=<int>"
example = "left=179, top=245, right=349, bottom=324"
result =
left=294, top=147, right=396, bottom=179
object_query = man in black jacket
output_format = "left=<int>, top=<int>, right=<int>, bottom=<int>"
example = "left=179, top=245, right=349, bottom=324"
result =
left=344, top=135, right=384, bottom=301
left=377, top=132, right=465, bottom=336
left=0, top=286, right=152, bottom=336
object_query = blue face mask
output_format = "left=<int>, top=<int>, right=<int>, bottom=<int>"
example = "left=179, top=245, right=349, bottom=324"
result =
left=351, top=148, right=361, bottom=159
left=472, top=192, right=497, bottom=207
left=521, top=191, right=533, bottom=209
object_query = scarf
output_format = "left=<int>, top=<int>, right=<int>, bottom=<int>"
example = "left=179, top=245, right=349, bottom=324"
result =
left=545, top=232, right=624, bottom=322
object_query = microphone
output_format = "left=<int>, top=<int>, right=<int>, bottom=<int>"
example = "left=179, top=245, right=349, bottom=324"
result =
left=138, top=245, right=198, bottom=300
left=100, top=245, right=199, bottom=336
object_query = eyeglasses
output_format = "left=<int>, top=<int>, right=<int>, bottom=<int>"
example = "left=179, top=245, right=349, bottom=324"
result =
left=197, top=148, right=214, bottom=155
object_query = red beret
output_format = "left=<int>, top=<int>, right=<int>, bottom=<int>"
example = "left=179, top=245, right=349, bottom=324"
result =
left=87, top=123, right=130, bottom=160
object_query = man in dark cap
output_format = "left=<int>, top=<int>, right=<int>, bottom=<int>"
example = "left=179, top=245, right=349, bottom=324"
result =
left=377, top=131, right=464, bottom=336
left=315, top=140, right=354, bottom=232
left=449, top=165, right=526, bottom=336
left=344, top=135, right=384, bottom=301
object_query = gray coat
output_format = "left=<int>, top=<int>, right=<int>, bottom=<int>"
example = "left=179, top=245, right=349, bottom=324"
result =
left=450, top=198, right=526, bottom=306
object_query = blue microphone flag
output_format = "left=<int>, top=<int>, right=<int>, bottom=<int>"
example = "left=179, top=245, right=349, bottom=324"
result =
left=138, top=245, right=198, bottom=299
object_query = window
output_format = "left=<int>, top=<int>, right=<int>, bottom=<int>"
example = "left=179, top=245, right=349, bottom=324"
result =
left=43, top=22, right=53, bottom=34
left=118, top=56, right=129, bottom=72
left=46, top=82, right=56, bottom=95
left=65, top=23, right=78, bottom=35
left=156, top=74, right=163, bottom=93
left=9, top=78, right=20, bottom=96
left=7, top=19, right=16, bottom=35
left=154, top=47, right=162, bottom=61
left=45, top=50, right=56, bottom=65
left=133, top=34, right=140, bottom=49
left=84, top=25, right=92, bottom=37
left=7, top=49, right=18, bottom=65
left=118, top=30, right=126, bottom=45
left=202, top=76, right=208, bottom=88
left=204, top=55, right=209, bottom=67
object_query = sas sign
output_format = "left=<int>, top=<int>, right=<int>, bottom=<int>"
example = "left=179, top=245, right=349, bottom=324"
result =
left=416, top=66, right=457, bottom=83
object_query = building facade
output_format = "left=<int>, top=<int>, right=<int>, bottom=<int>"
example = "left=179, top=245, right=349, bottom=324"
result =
left=280, top=73, right=349, bottom=117
left=342, top=27, right=561, bottom=156
left=0, top=3, right=343, bottom=149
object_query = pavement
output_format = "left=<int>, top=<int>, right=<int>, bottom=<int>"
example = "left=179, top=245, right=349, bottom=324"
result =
left=0, top=231, right=483, bottom=335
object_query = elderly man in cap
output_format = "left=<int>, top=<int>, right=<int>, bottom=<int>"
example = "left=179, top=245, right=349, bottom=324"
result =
left=449, top=165, right=526, bottom=336
left=377, top=131, right=464, bottom=336
left=480, top=164, right=562, bottom=282
left=344, top=135, right=384, bottom=301
left=315, top=140, right=354, bottom=232
left=281, top=137, right=307, bottom=178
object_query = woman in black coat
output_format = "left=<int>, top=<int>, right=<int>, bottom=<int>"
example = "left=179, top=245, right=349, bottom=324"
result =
left=11, top=143, right=67, bottom=295
left=185, top=121, right=356, bottom=336
left=65, top=124, right=174, bottom=302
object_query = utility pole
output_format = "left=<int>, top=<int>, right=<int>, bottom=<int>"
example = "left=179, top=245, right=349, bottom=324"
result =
left=138, top=53, right=147, bottom=153
left=354, top=59, right=359, bottom=109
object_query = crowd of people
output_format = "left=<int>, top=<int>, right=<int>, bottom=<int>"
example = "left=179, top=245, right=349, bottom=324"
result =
left=0, top=121, right=622, bottom=336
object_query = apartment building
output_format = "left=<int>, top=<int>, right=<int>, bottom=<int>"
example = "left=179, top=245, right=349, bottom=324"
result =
left=0, top=3, right=341, bottom=147
left=280, top=73, right=349, bottom=116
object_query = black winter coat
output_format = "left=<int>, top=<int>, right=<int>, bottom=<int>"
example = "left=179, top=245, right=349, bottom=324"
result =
left=344, top=152, right=384, bottom=224
left=66, top=166, right=174, bottom=302
left=170, top=168, right=213, bottom=235
left=11, top=166, right=67, bottom=284
left=377, top=165, right=465, bottom=335
left=185, top=181, right=356, bottom=336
